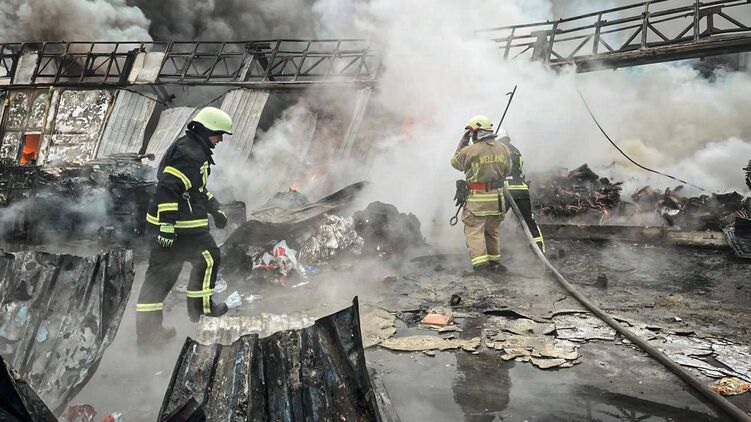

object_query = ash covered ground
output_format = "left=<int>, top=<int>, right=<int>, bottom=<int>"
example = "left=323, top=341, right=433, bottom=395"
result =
left=67, top=206, right=751, bottom=421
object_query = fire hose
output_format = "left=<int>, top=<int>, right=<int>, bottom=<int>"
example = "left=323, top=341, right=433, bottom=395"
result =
left=503, top=186, right=751, bottom=422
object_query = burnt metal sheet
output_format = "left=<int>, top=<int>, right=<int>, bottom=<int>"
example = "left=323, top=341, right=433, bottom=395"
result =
left=40, top=89, right=113, bottom=165
left=159, top=298, right=383, bottom=421
left=0, top=354, right=57, bottom=422
left=219, top=89, right=270, bottom=159
left=0, top=249, right=134, bottom=414
left=223, top=181, right=368, bottom=249
left=96, top=90, right=157, bottom=158
left=197, top=313, right=315, bottom=345
left=145, top=107, right=196, bottom=164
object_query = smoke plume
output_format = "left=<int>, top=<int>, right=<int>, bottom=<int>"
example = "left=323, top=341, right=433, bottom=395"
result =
left=0, top=0, right=151, bottom=41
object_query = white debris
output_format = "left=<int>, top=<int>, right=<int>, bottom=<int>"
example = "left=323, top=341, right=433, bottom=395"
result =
left=298, top=214, right=364, bottom=266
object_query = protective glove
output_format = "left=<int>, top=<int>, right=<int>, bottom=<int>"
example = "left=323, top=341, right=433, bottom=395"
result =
left=456, top=130, right=472, bottom=153
left=157, top=223, right=176, bottom=248
left=212, top=209, right=228, bottom=229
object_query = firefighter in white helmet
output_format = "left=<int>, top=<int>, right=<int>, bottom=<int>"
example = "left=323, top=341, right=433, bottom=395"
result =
left=136, top=107, right=233, bottom=345
left=451, top=115, right=513, bottom=271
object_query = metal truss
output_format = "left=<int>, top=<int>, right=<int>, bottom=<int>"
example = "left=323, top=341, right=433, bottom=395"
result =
left=479, top=0, right=751, bottom=72
left=0, top=40, right=379, bottom=88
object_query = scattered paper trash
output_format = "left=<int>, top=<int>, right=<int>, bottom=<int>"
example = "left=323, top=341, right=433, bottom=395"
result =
left=225, top=291, right=243, bottom=309
left=709, top=377, right=751, bottom=396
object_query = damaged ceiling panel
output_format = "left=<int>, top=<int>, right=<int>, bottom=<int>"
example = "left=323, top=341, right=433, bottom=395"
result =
left=219, top=88, right=270, bottom=159
left=159, top=298, right=383, bottom=421
left=0, top=249, right=134, bottom=414
left=145, top=106, right=196, bottom=164
left=96, top=90, right=157, bottom=158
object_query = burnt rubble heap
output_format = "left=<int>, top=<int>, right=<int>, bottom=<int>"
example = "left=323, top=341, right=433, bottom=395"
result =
left=353, top=201, right=426, bottom=257
left=533, top=164, right=751, bottom=230
left=0, top=156, right=155, bottom=245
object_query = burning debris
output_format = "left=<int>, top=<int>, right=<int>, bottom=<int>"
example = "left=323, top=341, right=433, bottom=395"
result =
left=0, top=249, right=134, bottom=414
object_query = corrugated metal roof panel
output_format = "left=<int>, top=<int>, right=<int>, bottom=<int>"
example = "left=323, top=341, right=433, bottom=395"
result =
left=96, top=90, right=157, bottom=158
left=220, top=89, right=269, bottom=159
left=159, top=298, right=383, bottom=421
left=0, top=354, right=57, bottom=421
left=0, top=249, right=134, bottom=414
left=145, top=107, right=196, bottom=165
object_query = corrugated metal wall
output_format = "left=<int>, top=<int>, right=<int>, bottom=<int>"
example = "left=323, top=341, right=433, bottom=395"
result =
left=96, top=90, right=157, bottom=158
left=220, top=88, right=270, bottom=159
left=159, top=298, right=383, bottom=422
left=145, top=106, right=196, bottom=164
left=0, top=249, right=134, bottom=414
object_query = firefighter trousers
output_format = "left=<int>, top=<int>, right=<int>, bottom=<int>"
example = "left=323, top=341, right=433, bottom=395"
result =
left=509, top=189, right=545, bottom=253
left=462, top=209, right=503, bottom=269
left=136, top=230, right=221, bottom=332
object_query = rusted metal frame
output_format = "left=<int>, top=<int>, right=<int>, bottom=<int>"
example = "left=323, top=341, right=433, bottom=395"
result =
left=640, top=3, right=651, bottom=49
left=301, top=56, right=328, bottom=76
left=102, top=42, right=120, bottom=83
left=261, top=40, right=281, bottom=81
left=293, top=41, right=312, bottom=81
left=593, top=13, right=604, bottom=55
left=648, top=22, right=672, bottom=42
left=503, top=27, right=516, bottom=59
left=53, top=43, right=72, bottom=84
left=544, top=22, right=560, bottom=62
left=325, top=41, right=342, bottom=77
left=717, top=9, right=750, bottom=29
left=567, top=34, right=594, bottom=59
left=511, top=45, right=533, bottom=60
left=78, top=43, right=95, bottom=83
left=178, top=42, right=200, bottom=82
left=599, top=38, right=616, bottom=53
left=203, top=42, right=226, bottom=81
left=621, top=26, right=643, bottom=51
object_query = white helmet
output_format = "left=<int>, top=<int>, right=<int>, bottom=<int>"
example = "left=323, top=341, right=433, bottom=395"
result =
left=496, top=127, right=510, bottom=141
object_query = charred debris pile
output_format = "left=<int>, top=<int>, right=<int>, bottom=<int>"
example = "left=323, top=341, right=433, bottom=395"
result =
left=533, top=164, right=751, bottom=231
left=222, top=184, right=426, bottom=286
left=0, top=156, right=155, bottom=245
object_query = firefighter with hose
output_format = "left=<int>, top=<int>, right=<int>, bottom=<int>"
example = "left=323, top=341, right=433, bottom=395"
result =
left=135, top=107, right=233, bottom=346
left=497, top=129, right=545, bottom=253
left=451, top=115, right=512, bottom=272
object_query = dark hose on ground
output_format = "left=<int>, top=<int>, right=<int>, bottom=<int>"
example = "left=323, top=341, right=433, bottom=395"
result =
left=503, top=186, right=751, bottom=422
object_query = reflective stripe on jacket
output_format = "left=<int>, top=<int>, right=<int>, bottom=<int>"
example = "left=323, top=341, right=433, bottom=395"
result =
left=146, top=130, right=221, bottom=233
left=451, top=137, right=512, bottom=216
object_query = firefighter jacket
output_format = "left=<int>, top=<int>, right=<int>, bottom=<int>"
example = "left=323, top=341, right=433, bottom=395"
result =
left=451, top=137, right=512, bottom=217
left=146, top=130, right=222, bottom=233
left=499, top=139, right=528, bottom=191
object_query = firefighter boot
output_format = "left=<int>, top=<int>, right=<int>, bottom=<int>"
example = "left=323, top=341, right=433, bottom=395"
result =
left=136, top=312, right=176, bottom=346
left=187, top=298, right=228, bottom=323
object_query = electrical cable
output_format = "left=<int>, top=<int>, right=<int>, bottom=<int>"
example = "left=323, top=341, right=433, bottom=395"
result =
left=503, top=186, right=751, bottom=422
left=576, top=88, right=708, bottom=192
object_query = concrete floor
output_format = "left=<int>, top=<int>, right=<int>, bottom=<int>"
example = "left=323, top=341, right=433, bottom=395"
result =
left=72, top=220, right=750, bottom=421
